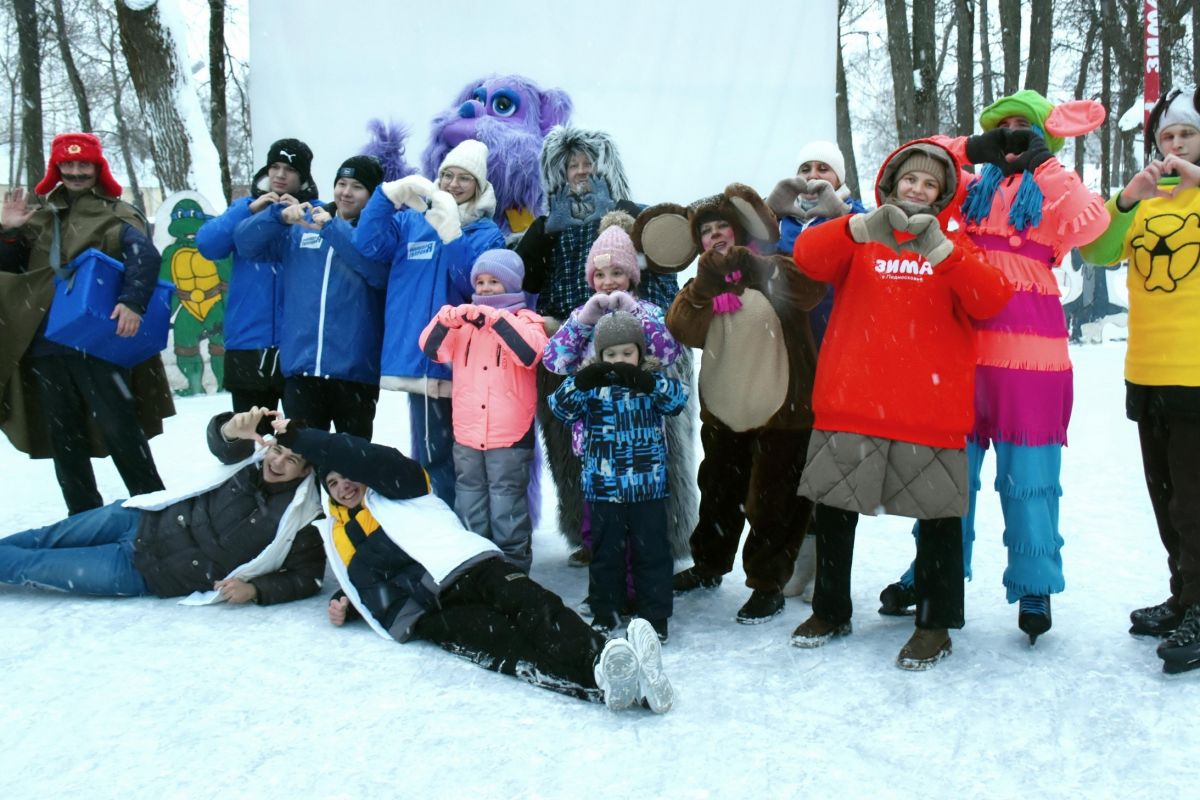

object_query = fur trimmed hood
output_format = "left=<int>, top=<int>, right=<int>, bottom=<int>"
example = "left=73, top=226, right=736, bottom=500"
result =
left=633, top=183, right=778, bottom=273
left=540, top=126, right=633, bottom=205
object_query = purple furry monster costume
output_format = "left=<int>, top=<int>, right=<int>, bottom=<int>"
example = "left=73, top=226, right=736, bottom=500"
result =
left=420, top=75, right=573, bottom=235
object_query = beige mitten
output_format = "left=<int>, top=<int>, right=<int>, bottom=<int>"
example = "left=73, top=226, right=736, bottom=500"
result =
left=847, top=204, right=907, bottom=253
left=905, top=214, right=954, bottom=266
left=767, top=176, right=809, bottom=218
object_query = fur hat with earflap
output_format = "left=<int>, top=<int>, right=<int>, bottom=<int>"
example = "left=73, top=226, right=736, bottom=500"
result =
left=35, top=133, right=123, bottom=198
left=585, top=211, right=641, bottom=290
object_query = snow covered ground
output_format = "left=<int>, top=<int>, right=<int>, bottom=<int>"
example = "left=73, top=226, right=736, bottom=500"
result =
left=1, top=341, right=1196, bottom=799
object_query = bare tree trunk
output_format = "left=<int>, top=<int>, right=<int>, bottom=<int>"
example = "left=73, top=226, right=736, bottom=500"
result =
left=998, top=0, right=1021, bottom=97
left=884, top=0, right=918, bottom=142
left=912, top=0, right=939, bottom=134
left=1194, top=0, right=1200, bottom=88
left=955, top=0, right=976, bottom=136
left=1100, top=0, right=1113, bottom=190
left=835, top=0, right=861, bottom=197
left=50, top=0, right=93, bottom=132
left=1158, top=0, right=1174, bottom=90
left=13, top=0, right=44, bottom=188
left=105, top=29, right=145, bottom=215
left=209, top=0, right=231, bottom=204
left=1115, top=0, right=1145, bottom=180
left=1074, top=10, right=1099, bottom=179
left=116, top=0, right=193, bottom=192
left=979, top=0, right=996, bottom=107
left=1025, top=0, right=1052, bottom=93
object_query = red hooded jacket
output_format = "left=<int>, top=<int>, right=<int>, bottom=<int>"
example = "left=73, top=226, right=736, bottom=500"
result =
left=792, top=138, right=1013, bottom=449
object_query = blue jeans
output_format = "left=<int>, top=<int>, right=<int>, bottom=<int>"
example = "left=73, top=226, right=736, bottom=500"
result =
left=0, top=501, right=149, bottom=596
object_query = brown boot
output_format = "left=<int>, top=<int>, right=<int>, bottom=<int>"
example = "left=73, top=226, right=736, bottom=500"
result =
left=896, top=627, right=952, bottom=670
left=790, top=614, right=852, bottom=648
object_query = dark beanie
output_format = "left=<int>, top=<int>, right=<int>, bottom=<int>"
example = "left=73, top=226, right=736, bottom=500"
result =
left=264, top=138, right=314, bottom=184
left=336, top=155, right=384, bottom=194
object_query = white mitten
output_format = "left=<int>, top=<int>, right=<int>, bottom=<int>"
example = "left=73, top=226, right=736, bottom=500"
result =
left=425, top=190, right=463, bottom=244
left=382, top=175, right=437, bottom=211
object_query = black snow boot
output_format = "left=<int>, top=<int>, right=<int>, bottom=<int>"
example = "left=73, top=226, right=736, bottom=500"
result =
left=1157, top=604, right=1200, bottom=675
left=1018, top=595, right=1052, bottom=644
left=878, top=582, right=917, bottom=616
left=736, top=589, right=785, bottom=624
left=1130, top=599, right=1183, bottom=638
left=672, top=567, right=722, bottom=595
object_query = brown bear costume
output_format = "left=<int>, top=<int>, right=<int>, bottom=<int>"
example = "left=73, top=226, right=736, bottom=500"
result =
left=635, top=184, right=825, bottom=623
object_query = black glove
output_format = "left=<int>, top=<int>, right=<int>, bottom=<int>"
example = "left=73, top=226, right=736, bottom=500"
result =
left=1003, top=130, right=1052, bottom=175
left=609, top=362, right=656, bottom=394
left=265, top=419, right=305, bottom=449
left=964, top=128, right=1009, bottom=167
left=573, top=362, right=615, bottom=391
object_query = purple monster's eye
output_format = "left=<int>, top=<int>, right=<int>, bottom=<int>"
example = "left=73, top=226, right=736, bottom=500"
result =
left=472, top=87, right=487, bottom=103
left=490, top=89, right=520, bottom=118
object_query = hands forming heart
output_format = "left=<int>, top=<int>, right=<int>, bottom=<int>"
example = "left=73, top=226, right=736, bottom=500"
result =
left=849, top=206, right=953, bottom=265
left=281, top=202, right=326, bottom=231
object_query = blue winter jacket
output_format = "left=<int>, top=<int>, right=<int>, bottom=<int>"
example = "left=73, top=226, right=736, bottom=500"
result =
left=778, top=196, right=868, bottom=347
left=195, top=196, right=284, bottom=351
left=352, top=187, right=505, bottom=382
left=233, top=204, right=387, bottom=385
left=548, top=372, right=688, bottom=503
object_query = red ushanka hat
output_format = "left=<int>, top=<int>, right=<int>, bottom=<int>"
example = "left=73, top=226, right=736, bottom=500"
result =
left=35, top=133, right=123, bottom=198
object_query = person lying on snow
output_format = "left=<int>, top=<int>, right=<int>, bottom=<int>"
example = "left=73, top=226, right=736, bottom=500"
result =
left=272, top=420, right=674, bottom=712
left=0, top=406, right=325, bottom=605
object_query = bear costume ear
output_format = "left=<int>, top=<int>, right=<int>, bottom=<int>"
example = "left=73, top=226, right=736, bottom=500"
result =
left=633, top=203, right=697, bottom=273
left=723, top=183, right=779, bottom=245
left=538, top=88, right=574, bottom=133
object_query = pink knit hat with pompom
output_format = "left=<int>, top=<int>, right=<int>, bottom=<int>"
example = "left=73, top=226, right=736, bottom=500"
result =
left=585, top=211, right=641, bottom=290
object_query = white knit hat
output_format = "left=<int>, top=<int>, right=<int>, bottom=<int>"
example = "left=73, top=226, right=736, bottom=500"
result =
left=439, top=139, right=489, bottom=186
left=794, top=140, right=846, bottom=185
left=1158, top=88, right=1200, bottom=141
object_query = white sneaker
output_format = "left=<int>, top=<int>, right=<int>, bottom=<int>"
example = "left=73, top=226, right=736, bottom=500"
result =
left=594, top=638, right=640, bottom=710
left=626, top=618, right=674, bottom=713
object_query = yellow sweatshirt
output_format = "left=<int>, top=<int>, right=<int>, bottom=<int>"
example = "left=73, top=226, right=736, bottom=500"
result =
left=1079, top=179, right=1200, bottom=386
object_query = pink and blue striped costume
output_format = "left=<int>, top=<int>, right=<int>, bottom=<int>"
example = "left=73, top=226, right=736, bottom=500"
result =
left=933, top=134, right=1109, bottom=602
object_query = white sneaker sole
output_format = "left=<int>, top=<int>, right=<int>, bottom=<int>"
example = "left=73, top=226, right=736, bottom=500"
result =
left=627, top=618, right=674, bottom=713
left=595, top=638, right=640, bottom=710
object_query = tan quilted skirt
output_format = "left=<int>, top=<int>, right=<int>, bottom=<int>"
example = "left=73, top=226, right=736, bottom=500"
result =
left=797, top=429, right=968, bottom=519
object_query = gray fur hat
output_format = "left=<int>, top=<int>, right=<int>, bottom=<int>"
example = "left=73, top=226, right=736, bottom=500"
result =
left=594, top=311, right=645, bottom=359
left=540, top=126, right=632, bottom=203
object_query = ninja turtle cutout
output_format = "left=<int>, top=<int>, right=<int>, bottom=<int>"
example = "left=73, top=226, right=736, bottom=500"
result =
left=1129, top=212, right=1200, bottom=292
left=153, top=191, right=229, bottom=396
left=634, top=184, right=778, bottom=273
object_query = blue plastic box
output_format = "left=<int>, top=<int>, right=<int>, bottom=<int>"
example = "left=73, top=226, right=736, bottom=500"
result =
left=44, top=248, right=174, bottom=369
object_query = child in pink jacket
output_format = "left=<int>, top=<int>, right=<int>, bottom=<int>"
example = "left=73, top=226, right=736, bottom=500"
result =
left=419, top=250, right=548, bottom=571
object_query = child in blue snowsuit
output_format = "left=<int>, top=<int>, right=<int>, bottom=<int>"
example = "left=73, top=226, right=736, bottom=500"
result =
left=548, top=311, right=688, bottom=642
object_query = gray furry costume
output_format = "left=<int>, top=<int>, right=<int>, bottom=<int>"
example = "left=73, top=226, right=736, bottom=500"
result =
left=516, top=126, right=698, bottom=559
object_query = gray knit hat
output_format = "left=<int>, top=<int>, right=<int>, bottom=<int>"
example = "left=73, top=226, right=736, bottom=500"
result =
left=593, top=311, right=645, bottom=359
